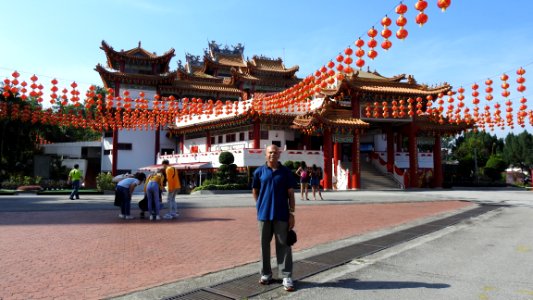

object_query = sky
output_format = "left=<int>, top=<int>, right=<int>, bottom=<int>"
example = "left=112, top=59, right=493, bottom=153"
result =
left=2, top=0, right=533, bottom=137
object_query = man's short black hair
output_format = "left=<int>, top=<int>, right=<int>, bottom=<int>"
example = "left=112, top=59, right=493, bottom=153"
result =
left=162, top=159, right=170, bottom=165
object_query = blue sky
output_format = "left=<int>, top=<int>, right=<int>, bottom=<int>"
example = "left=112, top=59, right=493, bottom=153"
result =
left=2, top=0, right=533, bottom=136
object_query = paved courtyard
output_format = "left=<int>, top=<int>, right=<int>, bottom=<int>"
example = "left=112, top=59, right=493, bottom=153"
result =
left=0, top=192, right=474, bottom=300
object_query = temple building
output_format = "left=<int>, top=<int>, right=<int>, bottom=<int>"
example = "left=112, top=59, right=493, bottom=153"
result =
left=95, top=40, right=471, bottom=189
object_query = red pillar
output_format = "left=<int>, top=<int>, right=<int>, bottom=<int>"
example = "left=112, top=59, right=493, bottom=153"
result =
left=408, top=124, right=418, bottom=188
left=333, top=141, right=340, bottom=175
left=253, top=119, right=260, bottom=149
left=396, top=133, right=403, bottom=152
left=302, top=134, right=310, bottom=150
left=386, top=126, right=394, bottom=173
left=323, top=128, right=333, bottom=190
left=433, top=134, right=443, bottom=188
left=111, top=81, right=120, bottom=176
left=351, top=93, right=361, bottom=189
left=206, top=130, right=211, bottom=152
left=351, top=129, right=361, bottom=189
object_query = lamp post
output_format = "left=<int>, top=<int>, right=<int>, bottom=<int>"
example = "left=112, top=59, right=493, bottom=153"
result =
left=199, top=170, right=202, bottom=186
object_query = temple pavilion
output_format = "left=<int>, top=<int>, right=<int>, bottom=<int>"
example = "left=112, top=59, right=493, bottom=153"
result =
left=95, top=40, right=471, bottom=190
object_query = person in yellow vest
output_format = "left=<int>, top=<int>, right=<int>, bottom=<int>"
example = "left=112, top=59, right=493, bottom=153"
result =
left=162, top=160, right=182, bottom=219
left=144, top=169, right=165, bottom=221
left=67, top=164, right=83, bottom=200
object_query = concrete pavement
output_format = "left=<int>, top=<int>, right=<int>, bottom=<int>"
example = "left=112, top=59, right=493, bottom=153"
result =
left=0, top=188, right=531, bottom=299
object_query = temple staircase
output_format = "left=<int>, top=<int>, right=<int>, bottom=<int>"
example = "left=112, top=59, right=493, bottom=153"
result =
left=359, top=159, right=402, bottom=190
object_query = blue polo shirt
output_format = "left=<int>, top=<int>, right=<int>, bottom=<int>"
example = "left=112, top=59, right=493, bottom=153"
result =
left=252, top=163, right=296, bottom=222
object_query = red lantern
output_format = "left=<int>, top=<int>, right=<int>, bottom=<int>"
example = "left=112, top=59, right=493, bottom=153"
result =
left=367, top=49, right=378, bottom=60
left=415, top=13, right=428, bottom=26
left=396, top=28, right=409, bottom=40
left=367, top=27, right=378, bottom=38
left=356, top=58, right=365, bottom=69
left=381, top=15, right=392, bottom=27
left=396, top=15, right=407, bottom=27
left=395, top=3, right=408, bottom=14
left=344, top=47, right=353, bottom=56
left=437, top=0, right=451, bottom=12
left=381, top=40, right=392, bottom=50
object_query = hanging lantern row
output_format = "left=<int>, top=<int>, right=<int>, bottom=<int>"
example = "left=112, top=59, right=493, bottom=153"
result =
left=2, top=66, right=532, bottom=131
left=257, top=0, right=453, bottom=113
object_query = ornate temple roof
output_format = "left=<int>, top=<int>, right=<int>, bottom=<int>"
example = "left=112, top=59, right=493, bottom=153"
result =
left=95, top=65, right=176, bottom=87
left=248, top=56, right=299, bottom=75
left=100, top=40, right=175, bottom=67
left=292, top=100, right=369, bottom=131
left=204, top=41, right=246, bottom=68
left=323, top=70, right=452, bottom=97
left=160, top=80, right=243, bottom=96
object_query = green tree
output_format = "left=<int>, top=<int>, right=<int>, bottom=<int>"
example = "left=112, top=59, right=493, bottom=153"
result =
left=451, top=131, right=503, bottom=182
left=502, top=131, right=533, bottom=177
left=484, top=154, right=507, bottom=182
left=0, top=86, right=103, bottom=181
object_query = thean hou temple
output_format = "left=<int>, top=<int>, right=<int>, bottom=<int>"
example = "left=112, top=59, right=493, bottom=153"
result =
left=94, top=40, right=471, bottom=190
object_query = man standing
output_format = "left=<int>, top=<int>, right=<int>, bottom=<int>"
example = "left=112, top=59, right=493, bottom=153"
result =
left=252, top=144, right=296, bottom=292
left=162, top=159, right=181, bottom=219
left=67, top=164, right=83, bottom=200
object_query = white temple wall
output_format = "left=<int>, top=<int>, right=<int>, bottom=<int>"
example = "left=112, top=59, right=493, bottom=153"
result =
left=101, top=130, right=157, bottom=173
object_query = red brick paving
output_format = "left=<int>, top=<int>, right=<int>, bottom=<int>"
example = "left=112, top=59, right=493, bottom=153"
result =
left=0, top=201, right=473, bottom=299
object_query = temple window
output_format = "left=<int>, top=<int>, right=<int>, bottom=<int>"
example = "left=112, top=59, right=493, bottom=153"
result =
left=117, top=143, right=132, bottom=150
left=211, top=136, right=216, bottom=145
left=260, top=131, right=269, bottom=140
left=239, top=132, right=245, bottom=141
left=160, top=148, right=174, bottom=155
left=226, top=133, right=236, bottom=143
left=218, top=136, right=223, bottom=143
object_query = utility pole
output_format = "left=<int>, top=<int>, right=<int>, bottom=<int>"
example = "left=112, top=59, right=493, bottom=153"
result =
left=474, top=147, right=479, bottom=184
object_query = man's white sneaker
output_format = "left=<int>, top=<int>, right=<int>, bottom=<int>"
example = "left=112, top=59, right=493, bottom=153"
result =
left=259, top=274, right=272, bottom=285
left=163, top=214, right=174, bottom=220
left=282, top=277, right=295, bottom=291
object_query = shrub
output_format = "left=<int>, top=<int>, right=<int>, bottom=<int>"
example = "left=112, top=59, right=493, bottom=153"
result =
left=219, top=151, right=235, bottom=165
left=96, top=172, right=115, bottom=191
left=193, top=183, right=248, bottom=191
left=1, top=174, right=42, bottom=189
left=284, top=160, right=294, bottom=170
left=216, top=151, right=237, bottom=184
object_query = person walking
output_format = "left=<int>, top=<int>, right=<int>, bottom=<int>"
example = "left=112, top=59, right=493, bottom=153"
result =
left=162, top=160, right=182, bottom=219
left=295, top=161, right=309, bottom=200
left=144, top=169, right=165, bottom=221
left=116, top=172, right=146, bottom=220
left=252, top=144, right=296, bottom=292
left=67, top=164, right=83, bottom=200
